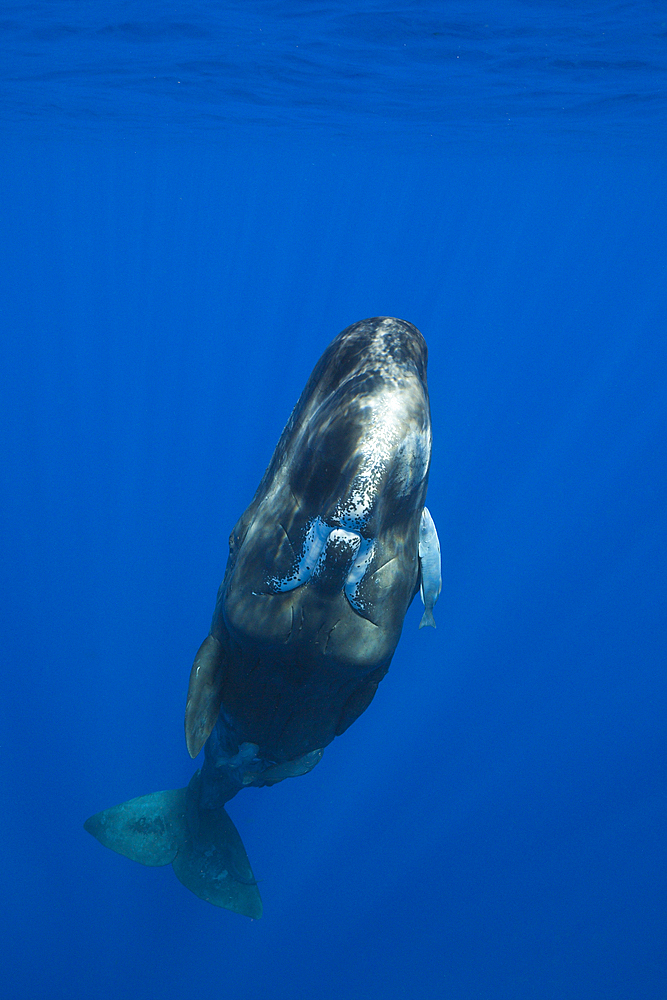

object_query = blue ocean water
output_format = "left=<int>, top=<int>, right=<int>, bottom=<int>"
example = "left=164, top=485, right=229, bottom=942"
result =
left=1, top=3, right=666, bottom=998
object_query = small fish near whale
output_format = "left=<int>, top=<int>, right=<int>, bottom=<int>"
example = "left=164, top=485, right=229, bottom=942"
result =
left=85, top=316, right=441, bottom=918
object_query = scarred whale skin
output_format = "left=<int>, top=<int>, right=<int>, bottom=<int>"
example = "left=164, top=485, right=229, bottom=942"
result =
left=85, top=317, right=440, bottom=918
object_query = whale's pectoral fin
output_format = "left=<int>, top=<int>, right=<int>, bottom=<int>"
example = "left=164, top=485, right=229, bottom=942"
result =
left=253, top=748, right=324, bottom=786
left=84, top=788, right=187, bottom=866
left=84, top=776, right=262, bottom=919
left=335, top=665, right=386, bottom=737
left=172, top=770, right=262, bottom=918
left=185, top=634, right=227, bottom=759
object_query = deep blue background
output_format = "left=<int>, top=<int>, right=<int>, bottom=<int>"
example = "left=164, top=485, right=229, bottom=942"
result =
left=1, top=4, right=666, bottom=999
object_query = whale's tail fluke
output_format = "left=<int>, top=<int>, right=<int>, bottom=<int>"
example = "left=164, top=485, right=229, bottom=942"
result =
left=84, top=773, right=262, bottom=919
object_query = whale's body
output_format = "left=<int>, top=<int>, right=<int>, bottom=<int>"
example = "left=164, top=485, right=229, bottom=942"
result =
left=85, top=317, right=440, bottom=918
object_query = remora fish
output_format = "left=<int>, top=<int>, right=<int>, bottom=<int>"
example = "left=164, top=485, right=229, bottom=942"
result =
left=85, top=316, right=441, bottom=918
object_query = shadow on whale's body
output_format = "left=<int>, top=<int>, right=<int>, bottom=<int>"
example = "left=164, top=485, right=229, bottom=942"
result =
left=85, top=317, right=441, bottom=918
